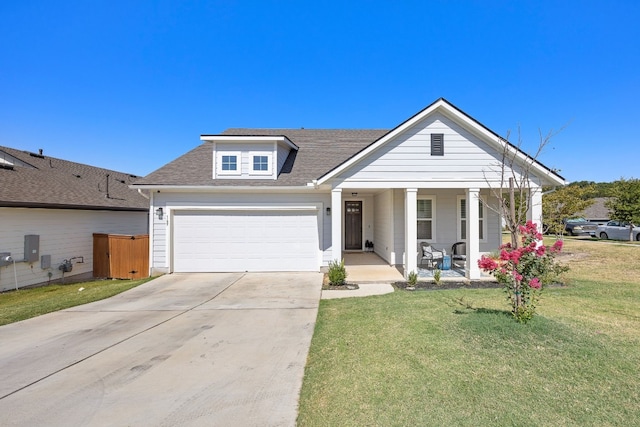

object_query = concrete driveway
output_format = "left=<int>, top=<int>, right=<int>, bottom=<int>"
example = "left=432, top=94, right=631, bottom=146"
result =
left=0, top=272, right=322, bottom=426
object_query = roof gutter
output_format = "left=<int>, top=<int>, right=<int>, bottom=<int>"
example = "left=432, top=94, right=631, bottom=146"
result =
left=129, top=184, right=319, bottom=193
left=0, top=202, right=148, bottom=211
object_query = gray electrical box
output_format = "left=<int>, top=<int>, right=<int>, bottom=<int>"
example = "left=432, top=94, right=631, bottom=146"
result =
left=41, top=255, right=51, bottom=269
left=0, top=252, right=11, bottom=267
left=24, top=235, right=40, bottom=263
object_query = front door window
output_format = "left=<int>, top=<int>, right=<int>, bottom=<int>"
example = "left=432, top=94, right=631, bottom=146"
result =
left=345, top=201, right=362, bottom=250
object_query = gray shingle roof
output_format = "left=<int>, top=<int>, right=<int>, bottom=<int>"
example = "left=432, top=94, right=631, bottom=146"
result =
left=580, top=197, right=611, bottom=221
left=0, top=146, right=149, bottom=210
left=134, top=129, right=388, bottom=187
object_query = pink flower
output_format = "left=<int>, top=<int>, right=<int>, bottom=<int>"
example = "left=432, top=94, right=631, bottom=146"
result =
left=551, top=240, right=564, bottom=253
left=500, top=249, right=511, bottom=261
left=536, top=246, right=546, bottom=257
left=478, top=256, right=498, bottom=271
left=529, top=277, right=541, bottom=289
left=514, top=272, right=523, bottom=282
left=509, top=249, right=523, bottom=265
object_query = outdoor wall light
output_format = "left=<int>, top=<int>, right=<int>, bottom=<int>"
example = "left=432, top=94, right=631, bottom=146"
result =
left=156, top=207, right=164, bottom=220
left=326, top=207, right=331, bottom=216
left=351, top=192, right=358, bottom=197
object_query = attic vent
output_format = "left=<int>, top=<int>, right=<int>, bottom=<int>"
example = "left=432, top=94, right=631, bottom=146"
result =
left=73, top=174, right=81, bottom=178
left=29, top=151, right=45, bottom=159
left=0, top=164, right=15, bottom=171
left=431, top=133, right=444, bottom=156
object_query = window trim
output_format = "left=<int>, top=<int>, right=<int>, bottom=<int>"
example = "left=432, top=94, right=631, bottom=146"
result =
left=457, top=195, right=487, bottom=243
left=216, top=151, right=242, bottom=176
left=249, top=151, right=273, bottom=175
left=417, top=196, right=436, bottom=242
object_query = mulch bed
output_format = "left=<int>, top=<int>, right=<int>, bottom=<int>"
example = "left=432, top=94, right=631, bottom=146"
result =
left=322, top=283, right=360, bottom=290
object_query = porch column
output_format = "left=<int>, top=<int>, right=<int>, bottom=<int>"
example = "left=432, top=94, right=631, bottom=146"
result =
left=404, top=188, right=418, bottom=278
left=528, top=187, right=543, bottom=231
left=331, top=188, right=343, bottom=262
left=466, top=188, right=481, bottom=280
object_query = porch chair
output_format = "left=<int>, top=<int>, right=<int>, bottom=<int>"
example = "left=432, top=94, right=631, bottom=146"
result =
left=420, top=242, right=445, bottom=269
left=451, top=242, right=466, bottom=268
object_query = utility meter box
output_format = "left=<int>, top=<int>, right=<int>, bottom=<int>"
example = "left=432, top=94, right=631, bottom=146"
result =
left=24, top=235, right=40, bottom=263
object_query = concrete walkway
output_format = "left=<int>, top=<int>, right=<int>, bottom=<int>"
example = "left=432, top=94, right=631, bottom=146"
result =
left=0, top=272, right=322, bottom=427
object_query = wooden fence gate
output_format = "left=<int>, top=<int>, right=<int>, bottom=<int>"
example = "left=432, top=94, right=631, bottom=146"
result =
left=93, top=234, right=149, bottom=280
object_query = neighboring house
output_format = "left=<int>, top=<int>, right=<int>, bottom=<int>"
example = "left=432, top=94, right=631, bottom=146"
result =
left=132, top=98, right=566, bottom=280
left=0, top=146, right=149, bottom=291
left=580, top=197, right=611, bottom=225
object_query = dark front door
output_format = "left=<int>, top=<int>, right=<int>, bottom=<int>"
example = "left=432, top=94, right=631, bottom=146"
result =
left=344, top=201, right=362, bottom=250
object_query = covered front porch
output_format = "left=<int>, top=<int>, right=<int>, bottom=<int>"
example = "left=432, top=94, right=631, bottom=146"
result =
left=330, top=186, right=542, bottom=280
left=332, top=187, right=501, bottom=280
left=343, top=252, right=470, bottom=283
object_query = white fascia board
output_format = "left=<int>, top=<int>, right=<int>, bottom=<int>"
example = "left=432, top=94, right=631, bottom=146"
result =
left=332, top=179, right=506, bottom=189
left=128, top=184, right=321, bottom=193
left=165, top=203, right=320, bottom=211
left=200, top=135, right=298, bottom=150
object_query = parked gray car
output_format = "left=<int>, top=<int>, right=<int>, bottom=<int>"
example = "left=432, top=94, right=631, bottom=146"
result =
left=596, top=220, right=640, bottom=241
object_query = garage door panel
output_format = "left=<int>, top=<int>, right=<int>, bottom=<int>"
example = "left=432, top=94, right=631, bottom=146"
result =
left=173, top=210, right=319, bottom=272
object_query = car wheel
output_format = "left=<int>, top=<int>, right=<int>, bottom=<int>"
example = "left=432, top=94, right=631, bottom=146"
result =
left=567, top=229, right=574, bottom=236
left=600, top=232, right=608, bottom=239
left=636, top=234, right=640, bottom=242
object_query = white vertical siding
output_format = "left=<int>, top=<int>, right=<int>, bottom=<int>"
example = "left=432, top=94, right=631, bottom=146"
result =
left=393, top=189, right=405, bottom=266
left=150, top=196, right=168, bottom=272
left=0, top=208, right=148, bottom=291
left=483, top=192, right=502, bottom=252
left=373, top=190, right=393, bottom=264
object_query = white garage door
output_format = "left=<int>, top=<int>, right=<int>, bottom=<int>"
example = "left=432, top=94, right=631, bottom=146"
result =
left=173, top=210, right=320, bottom=272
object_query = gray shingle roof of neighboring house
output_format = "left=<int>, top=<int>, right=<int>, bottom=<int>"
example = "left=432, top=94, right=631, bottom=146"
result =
left=580, top=197, right=611, bottom=223
left=0, top=146, right=149, bottom=210
left=134, top=129, right=389, bottom=187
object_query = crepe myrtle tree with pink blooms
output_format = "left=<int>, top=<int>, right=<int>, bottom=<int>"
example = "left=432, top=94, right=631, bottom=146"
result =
left=478, top=221, right=568, bottom=323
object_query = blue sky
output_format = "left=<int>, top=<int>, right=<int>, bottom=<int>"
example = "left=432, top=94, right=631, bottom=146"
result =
left=1, top=1, right=638, bottom=182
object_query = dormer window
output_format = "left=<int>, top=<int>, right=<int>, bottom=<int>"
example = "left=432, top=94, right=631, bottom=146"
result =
left=249, top=151, right=272, bottom=175
left=253, top=155, right=268, bottom=171
left=217, top=151, right=241, bottom=175
left=222, top=155, right=237, bottom=171
left=203, top=135, right=297, bottom=180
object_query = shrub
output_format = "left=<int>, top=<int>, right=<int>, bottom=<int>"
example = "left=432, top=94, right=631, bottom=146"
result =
left=407, top=270, right=418, bottom=287
left=478, top=221, right=568, bottom=323
left=327, top=259, right=347, bottom=286
left=433, top=269, right=441, bottom=285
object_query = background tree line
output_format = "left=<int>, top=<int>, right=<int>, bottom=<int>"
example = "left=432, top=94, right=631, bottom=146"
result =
left=542, top=178, right=640, bottom=240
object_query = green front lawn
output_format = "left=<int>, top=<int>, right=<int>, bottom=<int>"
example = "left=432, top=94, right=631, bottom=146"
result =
left=0, top=278, right=153, bottom=326
left=298, top=239, right=640, bottom=426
